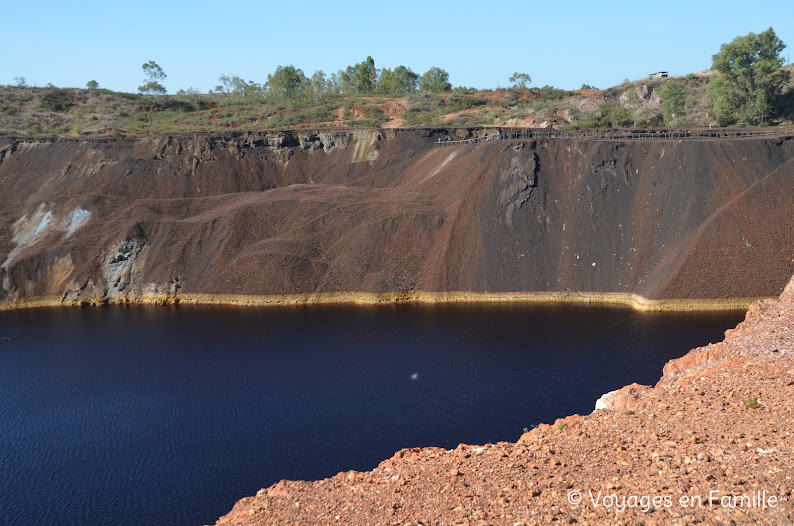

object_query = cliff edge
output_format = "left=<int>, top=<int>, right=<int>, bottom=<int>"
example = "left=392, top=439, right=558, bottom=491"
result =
left=216, top=273, right=794, bottom=525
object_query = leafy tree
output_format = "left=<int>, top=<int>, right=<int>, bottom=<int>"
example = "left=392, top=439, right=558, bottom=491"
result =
left=352, top=56, right=377, bottom=94
left=377, top=68, right=397, bottom=95
left=309, top=70, right=326, bottom=102
left=593, top=103, right=631, bottom=128
left=376, top=65, right=418, bottom=95
left=86, top=80, right=99, bottom=90
left=509, top=72, right=531, bottom=89
left=419, top=67, right=452, bottom=93
left=138, top=61, right=167, bottom=100
left=327, top=72, right=342, bottom=95
left=706, top=27, right=790, bottom=126
left=14, top=76, right=27, bottom=88
left=338, top=66, right=355, bottom=95
left=393, top=65, right=418, bottom=94
left=267, top=65, right=307, bottom=101
left=580, top=84, right=599, bottom=90
left=217, top=74, right=255, bottom=102
left=657, top=80, right=685, bottom=126
left=622, top=87, right=644, bottom=127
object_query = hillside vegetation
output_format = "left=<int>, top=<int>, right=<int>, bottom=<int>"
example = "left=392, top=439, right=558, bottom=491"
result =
left=0, top=69, right=788, bottom=139
left=3, top=25, right=793, bottom=138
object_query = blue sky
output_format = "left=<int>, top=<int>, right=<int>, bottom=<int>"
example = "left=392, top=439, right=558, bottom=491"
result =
left=3, top=0, right=793, bottom=93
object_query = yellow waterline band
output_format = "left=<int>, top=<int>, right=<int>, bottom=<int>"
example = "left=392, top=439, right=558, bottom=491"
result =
left=0, top=291, right=761, bottom=313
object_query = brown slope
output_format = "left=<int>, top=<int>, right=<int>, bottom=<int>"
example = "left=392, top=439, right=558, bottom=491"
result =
left=1, top=130, right=794, bottom=309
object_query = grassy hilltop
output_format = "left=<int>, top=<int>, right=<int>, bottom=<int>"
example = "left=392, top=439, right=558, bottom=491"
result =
left=2, top=27, right=793, bottom=137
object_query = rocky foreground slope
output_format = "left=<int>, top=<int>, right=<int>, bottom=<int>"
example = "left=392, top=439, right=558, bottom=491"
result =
left=217, top=274, right=794, bottom=526
left=2, top=129, right=794, bottom=309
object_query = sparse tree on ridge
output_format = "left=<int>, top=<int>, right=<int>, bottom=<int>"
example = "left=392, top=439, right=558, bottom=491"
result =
left=509, top=72, right=531, bottom=89
left=86, top=80, right=99, bottom=90
left=218, top=74, right=234, bottom=102
left=138, top=61, right=167, bottom=100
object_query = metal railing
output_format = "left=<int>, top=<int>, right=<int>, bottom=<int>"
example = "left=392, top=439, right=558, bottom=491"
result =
left=435, top=127, right=794, bottom=146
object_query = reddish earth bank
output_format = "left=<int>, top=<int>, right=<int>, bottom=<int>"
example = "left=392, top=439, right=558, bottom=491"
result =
left=1, top=128, right=794, bottom=308
left=216, top=274, right=794, bottom=526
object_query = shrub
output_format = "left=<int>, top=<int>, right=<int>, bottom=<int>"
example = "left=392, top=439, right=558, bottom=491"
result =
left=533, top=100, right=549, bottom=112
left=40, top=88, right=75, bottom=112
left=743, top=396, right=759, bottom=408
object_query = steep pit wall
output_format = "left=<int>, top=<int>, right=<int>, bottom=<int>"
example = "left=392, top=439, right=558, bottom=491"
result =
left=1, top=129, right=793, bottom=309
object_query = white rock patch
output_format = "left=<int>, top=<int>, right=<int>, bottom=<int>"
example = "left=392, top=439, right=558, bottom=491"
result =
left=64, top=208, right=91, bottom=237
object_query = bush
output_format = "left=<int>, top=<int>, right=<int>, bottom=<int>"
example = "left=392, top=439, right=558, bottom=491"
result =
left=533, top=100, right=549, bottom=112
left=40, top=88, right=75, bottom=112
left=743, top=396, right=759, bottom=409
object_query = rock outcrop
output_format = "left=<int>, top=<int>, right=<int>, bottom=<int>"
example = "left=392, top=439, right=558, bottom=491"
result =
left=216, top=273, right=794, bottom=525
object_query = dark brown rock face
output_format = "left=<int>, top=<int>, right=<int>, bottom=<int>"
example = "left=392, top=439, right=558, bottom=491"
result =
left=1, top=130, right=794, bottom=307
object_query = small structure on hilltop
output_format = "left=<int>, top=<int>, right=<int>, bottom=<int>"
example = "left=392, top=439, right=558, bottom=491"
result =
left=649, top=71, right=668, bottom=79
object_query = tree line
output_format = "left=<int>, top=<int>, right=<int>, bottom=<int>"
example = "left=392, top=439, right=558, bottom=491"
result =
left=165, top=57, right=456, bottom=104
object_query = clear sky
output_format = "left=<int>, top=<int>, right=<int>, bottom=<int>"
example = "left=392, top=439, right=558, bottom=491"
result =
left=3, top=0, right=794, bottom=93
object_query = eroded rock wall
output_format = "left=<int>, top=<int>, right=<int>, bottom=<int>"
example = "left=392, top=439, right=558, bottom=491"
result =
left=1, top=130, right=793, bottom=307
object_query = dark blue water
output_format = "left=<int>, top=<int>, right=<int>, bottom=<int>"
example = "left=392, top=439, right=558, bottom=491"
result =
left=0, top=304, right=742, bottom=525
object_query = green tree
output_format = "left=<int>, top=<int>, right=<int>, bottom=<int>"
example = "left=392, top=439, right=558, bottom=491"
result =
left=309, top=70, right=326, bottom=103
left=267, top=65, right=307, bottom=101
left=86, top=80, right=99, bottom=90
left=657, top=80, right=685, bottom=126
left=622, top=87, right=643, bottom=127
left=706, top=27, right=790, bottom=126
left=378, top=66, right=418, bottom=95
left=327, top=72, right=342, bottom=95
left=14, top=76, right=27, bottom=88
left=419, top=67, right=452, bottom=93
left=138, top=61, right=167, bottom=100
left=377, top=68, right=397, bottom=95
left=337, top=66, right=356, bottom=95
left=352, top=56, right=377, bottom=94
left=509, top=72, right=532, bottom=89
left=393, top=65, right=418, bottom=94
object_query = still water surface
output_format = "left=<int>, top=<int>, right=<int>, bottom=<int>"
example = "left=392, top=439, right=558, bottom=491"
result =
left=0, top=304, right=743, bottom=525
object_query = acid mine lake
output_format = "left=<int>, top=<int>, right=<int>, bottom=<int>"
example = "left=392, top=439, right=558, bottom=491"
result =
left=0, top=303, right=743, bottom=525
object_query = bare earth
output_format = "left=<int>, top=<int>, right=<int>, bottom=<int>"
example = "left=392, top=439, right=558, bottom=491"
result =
left=216, top=275, right=794, bottom=526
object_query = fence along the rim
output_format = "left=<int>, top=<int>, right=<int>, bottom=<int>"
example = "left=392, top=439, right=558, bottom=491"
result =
left=434, top=128, right=794, bottom=146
